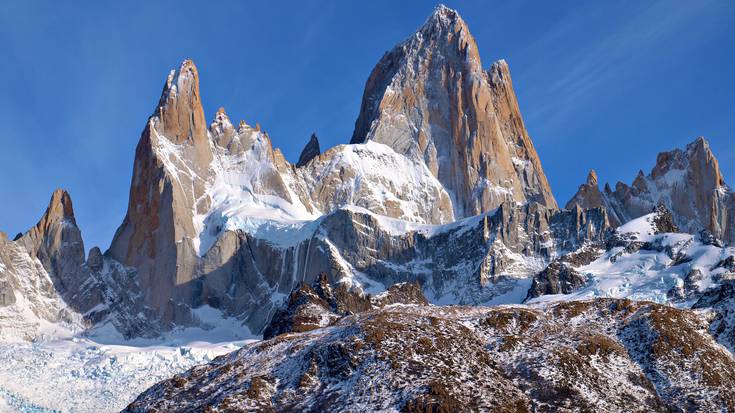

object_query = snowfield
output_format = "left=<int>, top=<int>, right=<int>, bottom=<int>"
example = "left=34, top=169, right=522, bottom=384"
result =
left=527, top=212, right=735, bottom=307
left=0, top=308, right=258, bottom=413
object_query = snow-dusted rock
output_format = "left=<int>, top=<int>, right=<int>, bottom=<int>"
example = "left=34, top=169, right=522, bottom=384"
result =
left=125, top=300, right=735, bottom=412
left=567, top=137, right=734, bottom=242
left=350, top=5, right=557, bottom=217
left=262, top=273, right=427, bottom=339
left=527, top=207, right=735, bottom=310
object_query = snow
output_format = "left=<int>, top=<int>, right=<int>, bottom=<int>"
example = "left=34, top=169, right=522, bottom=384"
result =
left=0, top=308, right=260, bottom=413
left=196, top=132, right=320, bottom=253
left=528, top=213, right=735, bottom=307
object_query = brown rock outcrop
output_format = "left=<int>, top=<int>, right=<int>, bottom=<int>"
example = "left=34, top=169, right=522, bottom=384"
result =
left=108, top=59, right=214, bottom=325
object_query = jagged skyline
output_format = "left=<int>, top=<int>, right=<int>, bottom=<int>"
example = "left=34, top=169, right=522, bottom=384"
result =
left=1, top=0, right=733, bottom=251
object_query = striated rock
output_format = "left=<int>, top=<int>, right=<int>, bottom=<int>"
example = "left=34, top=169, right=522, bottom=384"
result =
left=350, top=5, right=557, bottom=218
left=567, top=137, right=734, bottom=242
left=1, top=189, right=157, bottom=339
left=185, top=201, right=609, bottom=334
left=125, top=299, right=735, bottom=412
left=108, top=59, right=213, bottom=326
left=0, top=227, right=83, bottom=339
left=296, top=133, right=320, bottom=167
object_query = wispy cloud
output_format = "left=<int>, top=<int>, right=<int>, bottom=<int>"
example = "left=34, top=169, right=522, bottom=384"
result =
left=516, top=0, right=720, bottom=128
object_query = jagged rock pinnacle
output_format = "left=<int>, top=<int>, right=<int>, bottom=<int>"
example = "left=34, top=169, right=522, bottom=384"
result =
left=155, top=59, right=208, bottom=145
left=586, top=170, right=598, bottom=186
left=16, top=188, right=85, bottom=285
left=296, top=133, right=321, bottom=167
left=567, top=136, right=733, bottom=241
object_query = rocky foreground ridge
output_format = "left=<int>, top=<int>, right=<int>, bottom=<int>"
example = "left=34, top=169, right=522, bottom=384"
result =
left=125, top=299, right=735, bottom=412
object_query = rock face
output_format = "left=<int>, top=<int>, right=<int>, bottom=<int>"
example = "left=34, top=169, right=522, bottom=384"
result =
left=17, top=189, right=86, bottom=294
left=125, top=299, right=735, bottom=413
left=0, top=228, right=82, bottom=340
left=0, top=189, right=155, bottom=339
left=105, top=58, right=461, bottom=330
left=102, top=23, right=597, bottom=333
left=296, top=133, right=321, bottom=167
left=567, top=137, right=734, bottom=242
left=350, top=5, right=557, bottom=217
left=262, top=273, right=427, bottom=339
left=184, top=201, right=609, bottom=333
left=108, top=59, right=213, bottom=326
left=526, top=261, right=588, bottom=299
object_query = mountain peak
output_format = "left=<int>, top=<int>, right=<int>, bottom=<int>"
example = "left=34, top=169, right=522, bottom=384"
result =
left=567, top=136, right=732, bottom=240
left=586, top=170, right=598, bottom=186
left=155, top=58, right=207, bottom=145
left=46, top=188, right=76, bottom=224
left=349, top=6, right=556, bottom=217
left=16, top=188, right=85, bottom=283
left=296, top=133, right=321, bottom=167
left=687, top=136, right=709, bottom=152
left=425, top=4, right=462, bottom=27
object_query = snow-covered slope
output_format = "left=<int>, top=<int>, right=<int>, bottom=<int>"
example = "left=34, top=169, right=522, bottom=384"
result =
left=528, top=209, right=735, bottom=307
left=0, top=331, right=255, bottom=412
left=0, top=232, right=83, bottom=341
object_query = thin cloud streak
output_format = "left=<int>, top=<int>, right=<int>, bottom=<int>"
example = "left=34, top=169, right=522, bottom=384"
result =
left=517, top=0, right=718, bottom=129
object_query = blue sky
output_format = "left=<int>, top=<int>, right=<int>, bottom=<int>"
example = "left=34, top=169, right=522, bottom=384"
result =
left=1, top=0, right=733, bottom=251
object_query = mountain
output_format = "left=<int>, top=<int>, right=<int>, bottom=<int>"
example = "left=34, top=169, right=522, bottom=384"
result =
left=567, top=137, right=734, bottom=242
left=296, top=133, right=321, bottom=167
left=100, top=6, right=607, bottom=335
left=350, top=5, right=557, bottom=218
left=0, top=189, right=153, bottom=340
left=527, top=205, right=735, bottom=305
left=125, top=299, right=735, bottom=412
left=1, top=4, right=735, bottom=412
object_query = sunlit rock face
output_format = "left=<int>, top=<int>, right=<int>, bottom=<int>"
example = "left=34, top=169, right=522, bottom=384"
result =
left=567, top=137, right=734, bottom=242
left=350, top=5, right=557, bottom=218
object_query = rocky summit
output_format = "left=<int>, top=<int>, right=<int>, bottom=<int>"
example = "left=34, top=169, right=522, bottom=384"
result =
left=567, top=136, right=734, bottom=242
left=1, top=4, right=734, bottom=412
left=351, top=5, right=557, bottom=218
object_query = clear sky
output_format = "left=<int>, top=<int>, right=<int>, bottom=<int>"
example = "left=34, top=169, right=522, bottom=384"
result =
left=1, top=0, right=733, bottom=252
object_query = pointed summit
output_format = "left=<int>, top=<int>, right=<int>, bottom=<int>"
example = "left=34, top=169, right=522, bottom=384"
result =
left=565, top=170, right=609, bottom=220
left=296, top=133, right=321, bottom=167
left=421, top=4, right=467, bottom=34
left=154, top=59, right=208, bottom=146
left=17, top=189, right=85, bottom=286
left=586, top=170, right=599, bottom=186
left=210, top=107, right=236, bottom=149
left=109, top=60, right=216, bottom=322
left=350, top=6, right=556, bottom=217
